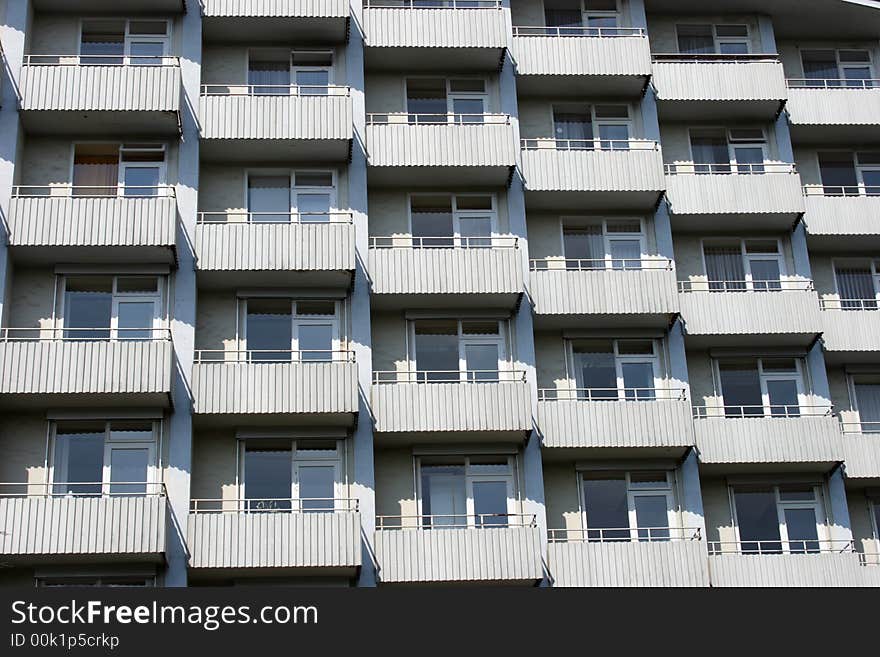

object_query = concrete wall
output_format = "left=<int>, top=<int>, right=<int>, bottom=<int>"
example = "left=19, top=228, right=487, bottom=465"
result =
left=0, top=414, right=49, bottom=485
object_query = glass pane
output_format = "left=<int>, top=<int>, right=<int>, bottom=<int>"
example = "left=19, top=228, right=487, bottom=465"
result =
left=298, top=324, right=332, bottom=362
left=248, top=176, right=289, bottom=222
left=246, top=299, right=292, bottom=362
left=863, top=170, right=880, bottom=195
left=295, top=69, right=329, bottom=95
left=598, top=124, right=629, bottom=150
left=784, top=508, right=820, bottom=553
left=116, top=277, right=158, bottom=294
left=734, top=489, right=782, bottom=553
left=801, top=50, right=837, bottom=81
left=855, top=384, right=880, bottom=433
left=407, top=78, right=446, bottom=121
left=563, top=227, right=603, bottom=268
left=54, top=429, right=104, bottom=496
left=128, top=41, right=164, bottom=66
left=609, top=239, right=641, bottom=269
left=122, top=167, right=160, bottom=197
left=844, top=66, right=872, bottom=86
left=583, top=476, right=629, bottom=541
left=634, top=495, right=670, bottom=541
left=411, top=195, right=454, bottom=247
left=109, top=449, right=148, bottom=496
left=749, top=259, right=782, bottom=291
left=718, top=41, right=749, bottom=55
left=248, top=61, right=289, bottom=95
left=244, top=449, right=291, bottom=511
left=458, top=216, right=492, bottom=247
left=778, top=486, right=815, bottom=502
left=734, top=147, right=765, bottom=173
left=473, top=481, right=509, bottom=527
left=677, top=25, right=714, bottom=55
left=65, top=277, right=113, bottom=340
left=298, top=466, right=334, bottom=512
left=572, top=340, right=617, bottom=399
left=767, top=379, right=800, bottom=417
left=465, top=343, right=499, bottom=382
left=452, top=98, right=484, bottom=124
left=719, top=362, right=763, bottom=416
left=297, top=193, right=331, bottom=222
left=836, top=267, right=877, bottom=309
left=80, top=20, right=125, bottom=65
left=704, top=246, right=746, bottom=291
left=818, top=152, right=859, bottom=194
left=554, top=108, right=592, bottom=147
left=690, top=133, right=730, bottom=172
left=421, top=466, right=466, bottom=527
left=621, top=362, right=655, bottom=400
left=414, top=320, right=458, bottom=382
left=117, top=302, right=154, bottom=341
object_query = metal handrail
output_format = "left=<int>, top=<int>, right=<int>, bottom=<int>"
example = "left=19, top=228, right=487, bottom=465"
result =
left=653, top=52, right=780, bottom=62
left=708, top=539, right=854, bottom=555
left=24, top=54, right=180, bottom=66
left=803, top=184, right=880, bottom=197
left=367, top=112, right=510, bottom=125
left=538, top=387, right=687, bottom=402
left=841, top=421, right=880, bottom=434
left=693, top=404, right=833, bottom=419
left=197, top=211, right=352, bottom=224
left=819, top=298, right=879, bottom=311
left=677, top=279, right=814, bottom=293
left=0, top=327, right=171, bottom=341
left=190, top=498, right=360, bottom=513
left=0, top=482, right=167, bottom=497
left=788, top=78, right=880, bottom=89
left=370, top=235, right=518, bottom=248
left=512, top=25, right=645, bottom=38
left=13, top=185, right=176, bottom=198
left=521, top=138, right=658, bottom=151
left=201, top=84, right=350, bottom=96
left=376, top=513, right=536, bottom=530
left=858, top=552, right=880, bottom=566
left=194, top=349, right=355, bottom=363
left=530, top=257, right=672, bottom=271
left=365, top=0, right=501, bottom=8
left=373, top=369, right=526, bottom=384
left=664, top=162, right=796, bottom=175
left=548, top=527, right=702, bottom=543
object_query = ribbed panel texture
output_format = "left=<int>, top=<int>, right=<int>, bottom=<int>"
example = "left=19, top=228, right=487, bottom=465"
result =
left=842, top=434, right=880, bottom=479
left=187, top=511, right=361, bottom=569
left=192, top=362, right=357, bottom=414
left=200, top=95, right=352, bottom=140
left=787, top=88, right=880, bottom=126
left=805, top=196, right=880, bottom=237
left=537, top=400, right=694, bottom=449
left=202, top=0, right=348, bottom=18
left=196, top=223, right=355, bottom=272
left=375, top=526, right=543, bottom=583
left=694, top=415, right=844, bottom=464
left=679, top=290, right=821, bottom=336
left=708, top=553, right=868, bottom=587
left=9, top=197, right=176, bottom=248
left=653, top=61, right=787, bottom=101
left=549, top=541, right=709, bottom=587
left=372, top=382, right=532, bottom=432
left=512, top=35, right=651, bottom=77
left=821, top=311, right=880, bottom=353
left=33, top=0, right=183, bottom=10
left=0, top=496, right=166, bottom=557
left=521, top=148, right=664, bottom=192
left=366, top=123, right=516, bottom=168
left=665, top=173, right=805, bottom=215
left=368, top=247, right=522, bottom=295
left=21, top=65, right=180, bottom=111
left=364, top=8, right=507, bottom=48
left=530, top=269, right=678, bottom=316
left=0, top=341, right=172, bottom=394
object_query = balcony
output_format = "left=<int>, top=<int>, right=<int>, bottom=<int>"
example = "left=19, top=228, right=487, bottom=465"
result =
left=547, top=528, right=709, bottom=587
left=520, top=139, right=664, bottom=211
left=374, top=515, right=543, bottom=584
left=19, top=55, right=181, bottom=136
left=678, top=281, right=822, bottom=346
left=692, top=405, right=844, bottom=471
left=365, top=113, right=516, bottom=186
left=708, top=541, right=870, bottom=587
left=786, top=79, right=880, bottom=143
left=0, top=484, right=167, bottom=564
left=0, top=329, right=173, bottom=409
left=819, top=301, right=880, bottom=363
left=371, top=371, right=532, bottom=437
left=33, top=0, right=183, bottom=10
left=841, top=425, right=880, bottom=481
left=368, top=237, right=523, bottom=309
left=195, top=212, right=355, bottom=288
left=664, top=163, right=805, bottom=231
left=7, top=186, right=177, bottom=265
left=529, top=258, right=678, bottom=328
left=201, top=0, right=350, bottom=43
left=187, top=499, right=361, bottom=579
left=803, top=187, right=880, bottom=251
left=537, top=388, right=693, bottom=455
left=199, top=85, right=352, bottom=162
left=191, top=351, right=358, bottom=425
left=511, top=26, right=651, bottom=97
left=651, top=54, right=787, bottom=121
left=363, top=1, right=507, bottom=71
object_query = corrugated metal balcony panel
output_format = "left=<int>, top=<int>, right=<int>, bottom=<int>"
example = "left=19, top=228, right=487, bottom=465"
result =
left=33, top=0, right=183, bottom=10
left=678, top=290, right=822, bottom=337
left=368, top=247, right=523, bottom=295
left=665, top=173, right=805, bottom=216
left=787, top=88, right=880, bottom=127
left=548, top=540, right=709, bottom=587
left=652, top=60, right=787, bottom=102
left=0, top=496, right=166, bottom=559
left=842, top=433, right=880, bottom=480
left=708, top=553, right=869, bottom=587
left=9, top=196, right=176, bottom=248
left=538, top=399, right=694, bottom=449
left=202, top=0, right=349, bottom=17
left=20, top=65, right=180, bottom=112
left=512, top=35, right=651, bottom=78
left=371, top=382, right=533, bottom=433
left=196, top=223, right=355, bottom=272
left=366, top=123, right=516, bottom=168
left=694, top=415, right=844, bottom=465
left=0, top=341, right=172, bottom=395
left=821, top=311, right=880, bottom=354
left=375, top=526, right=543, bottom=583
left=364, top=7, right=508, bottom=48
left=521, top=148, right=665, bottom=192
left=805, top=195, right=880, bottom=238
left=200, top=95, right=352, bottom=140
left=192, top=361, right=358, bottom=415
left=530, top=269, right=678, bottom=316
left=187, top=511, right=361, bottom=570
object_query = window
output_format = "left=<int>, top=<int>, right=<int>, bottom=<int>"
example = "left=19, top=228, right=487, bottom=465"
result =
left=52, top=421, right=158, bottom=497
left=702, top=239, right=785, bottom=292
left=418, top=456, right=516, bottom=529
left=733, top=485, right=824, bottom=554
left=243, top=299, right=340, bottom=363
left=552, top=104, right=631, bottom=150
left=409, top=194, right=496, bottom=247
left=562, top=218, right=644, bottom=269
left=690, top=128, right=767, bottom=174
left=717, top=358, right=805, bottom=418
left=871, top=498, right=880, bottom=549
left=581, top=471, right=676, bottom=542
left=834, top=260, right=880, bottom=310
left=801, top=49, right=875, bottom=87
left=677, top=24, right=749, bottom=55
left=72, top=143, right=166, bottom=197
left=818, top=151, right=880, bottom=196
left=543, top=0, right=619, bottom=32
left=241, top=439, right=342, bottom=512
left=291, top=51, right=333, bottom=96
left=406, top=78, right=487, bottom=123
left=412, top=319, right=508, bottom=383
left=37, top=576, right=155, bottom=587
left=248, top=50, right=334, bottom=95
left=246, top=171, right=335, bottom=222
left=852, top=377, right=880, bottom=433
left=62, top=275, right=163, bottom=341
left=569, top=338, right=660, bottom=400
left=80, top=19, right=169, bottom=65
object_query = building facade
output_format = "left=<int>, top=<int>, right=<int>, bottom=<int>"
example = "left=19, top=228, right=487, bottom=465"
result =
left=0, top=0, right=879, bottom=587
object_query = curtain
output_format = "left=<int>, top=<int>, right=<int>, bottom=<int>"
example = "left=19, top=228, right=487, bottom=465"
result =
left=73, top=156, right=118, bottom=197
left=704, top=247, right=746, bottom=291
left=836, top=267, right=877, bottom=309
left=856, top=384, right=880, bottom=433
left=248, top=62, right=289, bottom=95
left=563, top=227, right=603, bottom=269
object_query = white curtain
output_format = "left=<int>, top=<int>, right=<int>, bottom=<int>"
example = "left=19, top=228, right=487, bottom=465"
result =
left=73, top=157, right=118, bottom=197
left=836, top=267, right=877, bottom=309
left=704, top=247, right=746, bottom=291
left=856, top=384, right=880, bottom=432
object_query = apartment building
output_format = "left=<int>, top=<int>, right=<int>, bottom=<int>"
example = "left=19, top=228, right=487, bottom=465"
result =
left=0, top=0, right=878, bottom=588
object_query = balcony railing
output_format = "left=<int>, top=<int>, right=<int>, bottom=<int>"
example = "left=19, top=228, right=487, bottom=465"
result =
left=1, top=327, right=170, bottom=341
left=531, top=257, right=672, bottom=272
left=370, top=235, right=517, bottom=249
left=788, top=78, right=880, bottom=89
left=678, top=279, right=814, bottom=294
left=693, top=404, right=832, bottom=420
left=819, top=298, right=879, bottom=311
left=377, top=513, right=536, bottom=530
left=538, top=387, right=686, bottom=402
left=197, top=211, right=351, bottom=224
left=841, top=421, right=880, bottom=434
left=190, top=497, right=359, bottom=514
left=0, top=482, right=166, bottom=498
left=708, top=539, right=853, bottom=556
left=194, top=349, right=354, bottom=364
left=373, top=369, right=525, bottom=384
left=367, top=112, right=509, bottom=125
left=522, top=137, right=657, bottom=152
left=25, top=54, right=179, bottom=67
left=665, top=162, right=796, bottom=175
left=653, top=53, right=781, bottom=63
left=14, top=185, right=175, bottom=199
left=549, top=526, right=701, bottom=543
left=201, top=84, right=350, bottom=97
left=804, top=184, right=880, bottom=197
left=365, top=0, right=501, bottom=6
left=512, top=25, right=645, bottom=38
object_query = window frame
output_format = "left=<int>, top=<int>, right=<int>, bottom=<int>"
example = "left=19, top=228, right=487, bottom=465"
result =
left=559, top=217, right=646, bottom=270
left=404, top=76, right=489, bottom=123
left=731, top=484, right=826, bottom=554
left=700, top=237, right=787, bottom=292
left=566, top=337, right=662, bottom=399
left=579, top=470, right=678, bottom=542
left=715, top=357, right=808, bottom=417
left=239, top=298, right=343, bottom=362
left=244, top=169, right=337, bottom=222
left=78, top=17, right=171, bottom=65
left=675, top=23, right=751, bottom=55
left=831, top=258, right=880, bottom=308
left=58, top=274, right=166, bottom=340
left=817, top=150, right=880, bottom=195
left=408, top=318, right=510, bottom=382
left=407, top=192, right=499, bottom=247
left=800, top=47, right=875, bottom=83
left=550, top=103, right=632, bottom=150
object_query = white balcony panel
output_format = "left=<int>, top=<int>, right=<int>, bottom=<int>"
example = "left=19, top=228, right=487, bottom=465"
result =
left=786, top=88, right=880, bottom=141
left=694, top=415, right=844, bottom=465
left=538, top=400, right=694, bottom=449
left=548, top=540, right=709, bottom=587
left=821, top=311, right=880, bottom=356
left=678, top=291, right=821, bottom=340
left=187, top=511, right=361, bottom=570
left=366, top=123, right=515, bottom=170
left=530, top=270, right=678, bottom=317
left=372, top=382, right=532, bottom=433
left=0, top=496, right=166, bottom=560
left=521, top=148, right=664, bottom=193
left=665, top=174, right=805, bottom=219
left=708, top=553, right=870, bottom=587
left=202, top=0, right=349, bottom=17
left=0, top=340, right=172, bottom=396
left=512, top=35, right=651, bottom=79
left=192, top=362, right=357, bottom=415
left=33, top=1, right=183, bottom=10
left=842, top=433, right=880, bottom=480
left=805, top=195, right=880, bottom=246
left=364, top=7, right=507, bottom=49
left=196, top=223, right=355, bottom=272
left=375, top=527, right=543, bottom=584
